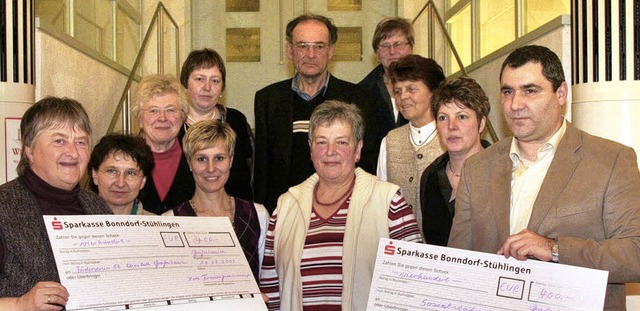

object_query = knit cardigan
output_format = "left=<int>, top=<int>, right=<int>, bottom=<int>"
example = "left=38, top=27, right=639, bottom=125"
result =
left=272, top=168, right=399, bottom=311
left=386, top=124, right=444, bottom=237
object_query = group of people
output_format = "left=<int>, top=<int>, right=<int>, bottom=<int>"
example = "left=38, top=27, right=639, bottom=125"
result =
left=1, top=12, right=639, bottom=311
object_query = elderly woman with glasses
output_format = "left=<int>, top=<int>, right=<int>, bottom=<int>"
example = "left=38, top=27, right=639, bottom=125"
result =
left=260, top=100, right=422, bottom=310
left=163, top=120, right=269, bottom=282
left=0, top=97, right=111, bottom=310
left=376, top=55, right=446, bottom=239
left=88, top=134, right=155, bottom=215
left=133, top=74, right=195, bottom=215
left=420, top=77, right=491, bottom=246
left=359, top=17, right=414, bottom=139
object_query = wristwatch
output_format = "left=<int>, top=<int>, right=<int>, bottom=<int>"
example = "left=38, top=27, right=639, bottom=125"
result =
left=551, top=239, right=559, bottom=263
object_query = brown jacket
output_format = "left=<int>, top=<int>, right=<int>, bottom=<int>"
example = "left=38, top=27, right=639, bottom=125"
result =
left=449, top=122, right=640, bottom=310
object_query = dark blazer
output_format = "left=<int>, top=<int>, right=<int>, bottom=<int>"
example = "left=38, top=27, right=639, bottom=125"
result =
left=420, top=152, right=455, bottom=246
left=254, top=74, right=379, bottom=212
left=420, top=140, right=491, bottom=246
left=223, top=108, right=254, bottom=201
left=358, top=64, right=407, bottom=139
left=449, top=122, right=640, bottom=310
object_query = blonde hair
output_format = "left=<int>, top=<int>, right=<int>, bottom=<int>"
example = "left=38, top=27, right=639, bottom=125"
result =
left=183, top=120, right=236, bottom=160
left=132, top=74, right=189, bottom=119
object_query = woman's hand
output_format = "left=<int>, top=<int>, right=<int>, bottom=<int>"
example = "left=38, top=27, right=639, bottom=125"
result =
left=13, top=281, right=69, bottom=310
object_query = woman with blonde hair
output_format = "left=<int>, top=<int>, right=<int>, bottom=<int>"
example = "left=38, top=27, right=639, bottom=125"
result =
left=164, top=120, right=268, bottom=282
left=133, top=74, right=194, bottom=215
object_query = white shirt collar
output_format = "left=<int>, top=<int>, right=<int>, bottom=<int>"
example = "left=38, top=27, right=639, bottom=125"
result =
left=409, top=120, right=437, bottom=147
left=509, top=118, right=567, bottom=166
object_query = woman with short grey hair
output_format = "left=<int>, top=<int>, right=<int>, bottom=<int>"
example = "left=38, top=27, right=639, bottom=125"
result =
left=260, top=100, right=422, bottom=310
left=0, top=97, right=111, bottom=310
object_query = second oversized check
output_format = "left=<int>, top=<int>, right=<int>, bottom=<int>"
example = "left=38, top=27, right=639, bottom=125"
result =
left=367, top=239, right=608, bottom=311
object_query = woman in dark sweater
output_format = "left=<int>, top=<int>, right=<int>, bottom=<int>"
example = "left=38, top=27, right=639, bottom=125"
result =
left=420, top=77, right=491, bottom=246
left=0, top=97, right=111, bottom=309
left=179, top=48, right=253, bottom=202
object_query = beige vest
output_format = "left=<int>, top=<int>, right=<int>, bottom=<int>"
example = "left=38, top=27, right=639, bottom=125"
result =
left=386, top=124, right=445, bottom=236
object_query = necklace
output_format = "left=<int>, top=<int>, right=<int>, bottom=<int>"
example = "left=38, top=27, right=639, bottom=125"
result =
left=409, top=127, right=436, bottom=147
left=448, top=162, right=461, bottom=177
left=187, top=109, right=217, bottom=125
left=190, top=195, right=235, bottom=227
left=313, top=178, right=355, bottom=207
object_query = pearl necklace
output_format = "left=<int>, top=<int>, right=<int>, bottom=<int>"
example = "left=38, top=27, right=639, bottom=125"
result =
left=187, top=109, right=217, bottom=125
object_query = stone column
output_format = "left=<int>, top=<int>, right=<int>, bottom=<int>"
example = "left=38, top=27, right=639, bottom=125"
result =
left=0, top=0, right=34, bottom=183
left=572, top=1, right=640, bottom=306
left=571, top=0, right=640, bottom=157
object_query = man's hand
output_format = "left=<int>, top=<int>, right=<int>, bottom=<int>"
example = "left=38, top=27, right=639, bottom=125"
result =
left=497, top=229, right=555, bottom=261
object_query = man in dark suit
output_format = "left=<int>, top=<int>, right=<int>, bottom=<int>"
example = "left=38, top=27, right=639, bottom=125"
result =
left=254, top=14, right=378, bottom=212
left=358, top=17, right=413, bottom=139
left=449, top=45, right=640, bottom=310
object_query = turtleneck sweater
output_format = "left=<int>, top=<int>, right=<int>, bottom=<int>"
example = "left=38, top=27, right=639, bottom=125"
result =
left=0, top=169, right=89, bottom=283
left=22, top=168, right=83, bottom=215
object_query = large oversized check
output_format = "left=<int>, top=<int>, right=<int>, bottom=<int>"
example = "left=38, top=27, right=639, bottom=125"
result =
left=43, top=215, right=267, bottom=311
left=367, top=239, right=608, bottom=311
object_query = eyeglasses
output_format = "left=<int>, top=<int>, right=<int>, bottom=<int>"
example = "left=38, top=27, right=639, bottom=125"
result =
left=292, top=42, right=329, bottom=55
left=100, top=168, right=143, bottom=181
left=142, top=106, right=181, bottom=118
left=378, top=41, right=410, bottom=52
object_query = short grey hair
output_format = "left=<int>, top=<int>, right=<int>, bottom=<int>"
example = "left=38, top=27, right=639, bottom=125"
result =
left=309, top=100, right=365, bottom=143
left=18, top=97, right=91, bottom=176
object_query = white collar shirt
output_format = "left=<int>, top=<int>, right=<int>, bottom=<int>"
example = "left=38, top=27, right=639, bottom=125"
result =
left=509, top=119, right=567, bottom=235
left=376, top=120, right=437, bottom=181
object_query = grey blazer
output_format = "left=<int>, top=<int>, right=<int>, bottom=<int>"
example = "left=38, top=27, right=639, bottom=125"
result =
left=449, top=122, right=640, bottom=310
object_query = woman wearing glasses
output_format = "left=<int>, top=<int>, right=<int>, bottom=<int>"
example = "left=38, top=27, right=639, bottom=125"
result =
left=359, top=17, right=414, bottom=139
left=89, top=134, right=155, bottom=215
left=133, top=74, right=195, bottom=215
